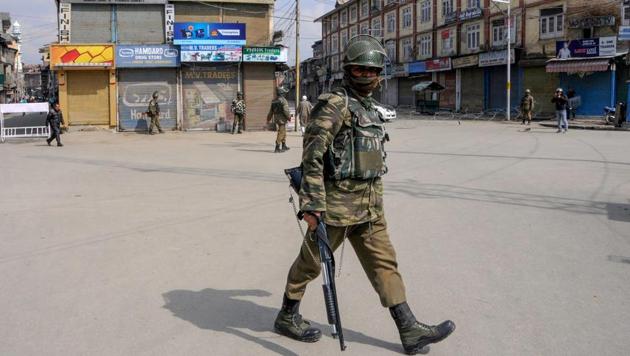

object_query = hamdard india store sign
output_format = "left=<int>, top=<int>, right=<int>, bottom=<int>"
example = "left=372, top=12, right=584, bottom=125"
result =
left=116, top=45, right=180, bottom=67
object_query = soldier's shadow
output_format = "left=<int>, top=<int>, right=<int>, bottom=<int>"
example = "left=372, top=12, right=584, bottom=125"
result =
left=162, top=288, right=408, bottom=355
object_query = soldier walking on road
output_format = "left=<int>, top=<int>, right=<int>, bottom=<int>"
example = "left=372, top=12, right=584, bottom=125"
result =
left=147, top=91, right=164, bottom=135
left=266, top=87, right=291, bottom=153
left=520, top=89, right=534, bottom=125
left=296, top=95, right=313, bottom=135
left=231, top=91, right=246, bottom=134
left=46, top=102, right=65, bottom=147
left=274, top=35, right=455, bottom=355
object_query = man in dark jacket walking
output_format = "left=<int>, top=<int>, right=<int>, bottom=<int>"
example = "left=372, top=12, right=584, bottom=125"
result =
left=46, top=102, right=65, bottom=147
left=551, top=88, right=569, bottom=133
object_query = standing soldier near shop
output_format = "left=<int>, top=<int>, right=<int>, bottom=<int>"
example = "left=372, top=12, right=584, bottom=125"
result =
left=520, top=89, right=535, bottom=125
left=46, top=102, right=65, bottom=147
left=273, top=35, right=455, bottom=355
left=266, top=87, right=291, bottom=153
left=296, top=95, right=313, bottom=135
left=147, top=91, right=164, bottom=135
left=231, top=91, right=246, bottom=134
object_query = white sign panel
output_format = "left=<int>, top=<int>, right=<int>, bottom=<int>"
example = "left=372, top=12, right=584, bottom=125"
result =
left=165, top=4, right=175, bottom=43
left=599, top=36, right=617, bottom=57
left=59, top=3, right=71, bottom=44
left=479, top=49, right=515, bottom=67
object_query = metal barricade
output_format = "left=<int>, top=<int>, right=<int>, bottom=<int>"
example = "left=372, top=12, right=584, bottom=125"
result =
left=0, top=103, right=50, bottom=143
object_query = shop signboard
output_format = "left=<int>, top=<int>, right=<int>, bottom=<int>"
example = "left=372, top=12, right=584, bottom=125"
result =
left=555, top=37, right=617, bottom=59
left=180, top=45, right=242, bottom=62
left=242, top=47, right=288, bottom=62
left=60, top=0, right=166, bottom=3
left=392, top=63, right=409, bottom=77
left=459, top=7, right=482, bottom=21
left=452, top=54, right=479, bottom=69
left=425, top=57, right=452, bottom=72
left=408, top=61, right=426, bottom=74
left=165, top=4, right=175, bottom=43
left=50, top=44, right=114, bottom=67
left=58, top=2, right=71, bottom=43
left=174, top=23, right=246, bottom=45
left=116, top=45, right=180, bottom=67
left=568, top=16, right=615, bottom=29
left=479, top=49, right=515, bottom=67
left=619, top=26, right=630, bottom=41
left=181, top=64, right=239, bottom=131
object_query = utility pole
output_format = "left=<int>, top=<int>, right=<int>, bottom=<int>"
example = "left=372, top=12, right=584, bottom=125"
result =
left=492, top=0, right=511, bottom=121
left=294, top=0, right=300, bottom=131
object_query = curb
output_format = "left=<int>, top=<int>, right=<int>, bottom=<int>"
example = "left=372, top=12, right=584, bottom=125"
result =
left=538, top=122, right=630, bottom=131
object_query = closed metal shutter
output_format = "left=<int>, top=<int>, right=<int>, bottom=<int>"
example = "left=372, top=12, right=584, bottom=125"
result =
left=67, top=71, right=109, bottom=125
left=398, top=78, right=415, bottom=107
left=523, top=67, right=557, bottom=114
left=118, top=69, right=177, bottom=131
left=380, top=78, right=398, bottom=106
left=561, top=71, right=610, bottom=116
left=117, top=5, right=164, bottom=44
left=487, top=65, right=521, bottom=110
left=461, top=68, right=484, bottom=111
left=173, top=2, right=220, bottom=22
left=181, top=63, right=239, bottom=131
left=71, top=4, right=111, bottom=43
left=244, top=63, right=275, bottom=130
left=438, top=71, right=456, bottom=109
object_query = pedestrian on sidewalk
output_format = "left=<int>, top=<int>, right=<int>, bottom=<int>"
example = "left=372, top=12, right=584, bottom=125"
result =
left=520, top=89, right=534, bottom=125
left=551, top=88, right=569, bottom=133
left=231, top=91, right=246, bottom=134
left=296, top=95, right=313, bottom=135
left=266, top=88, right=291, bottom=153
left=146, top=91, right=164, bottom=135
left=46, top=102, right=64, bottom=147
left=274, top=35, right=455, bottom=355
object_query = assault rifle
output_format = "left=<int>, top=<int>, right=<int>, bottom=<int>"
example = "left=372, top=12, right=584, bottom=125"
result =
left=284, top=166, right=347, bottom=351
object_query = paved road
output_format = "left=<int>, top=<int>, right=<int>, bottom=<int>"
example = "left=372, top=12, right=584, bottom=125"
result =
left=1, top=121, right=629, bottom=355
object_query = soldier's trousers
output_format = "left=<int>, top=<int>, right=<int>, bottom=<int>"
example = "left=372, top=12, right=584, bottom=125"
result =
left=233, top=114, right=244, bottom=133
left=149, top=114, right=162, bottom=133
left=276, top=123, right=286, bottom=145
left=285, top=215, right=407, bottom=307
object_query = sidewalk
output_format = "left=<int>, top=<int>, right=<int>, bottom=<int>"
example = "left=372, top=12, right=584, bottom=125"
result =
left=538, top=118, right=630, bottom=131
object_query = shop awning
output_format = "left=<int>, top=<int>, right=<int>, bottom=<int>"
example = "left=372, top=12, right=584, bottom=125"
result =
left=411, top=81, right=445, bottom=92
left=546, top=58, right=611, bottom=73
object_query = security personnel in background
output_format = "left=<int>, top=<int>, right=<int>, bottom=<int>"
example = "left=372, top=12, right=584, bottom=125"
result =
left=147, top=91, right=164, bottom=135
left=520, top=89, right=534, bottom=125
left=266, top=87, right=291, bottom=153
left=46, top=102, right=65, bottom=147
left=273, top=35, right=455, bottom=355
left=231, top=91, right=246, bottom=134
left=296, top=95, right=313, bottom=135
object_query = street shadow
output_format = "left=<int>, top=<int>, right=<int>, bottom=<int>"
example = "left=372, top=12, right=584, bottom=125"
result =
left=606, top=203, right=630, bottom=223
left=237, top=148, right=278, bottom=154
left=162, top=288, right=405, bottom=355
left=607, top=255, right=630, bottom=265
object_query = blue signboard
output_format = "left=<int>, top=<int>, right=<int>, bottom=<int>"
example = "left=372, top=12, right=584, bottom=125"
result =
left=174, top=23, right=246, bottom=45
left=409, top=61, right=427, bottom=74
left=116, top=45, right=180, bottom=68
left=555, top=37, right=616, bottom=59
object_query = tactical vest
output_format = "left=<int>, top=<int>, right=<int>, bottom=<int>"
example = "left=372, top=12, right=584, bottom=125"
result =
left=324, top=89, right=388, bottom=181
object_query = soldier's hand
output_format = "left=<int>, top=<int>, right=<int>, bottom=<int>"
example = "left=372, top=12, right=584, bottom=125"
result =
left=303, top=211, right=321, bottom=231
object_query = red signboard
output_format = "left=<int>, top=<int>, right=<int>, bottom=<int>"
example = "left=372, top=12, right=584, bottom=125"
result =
left=425, top=57, right=452, bottom=72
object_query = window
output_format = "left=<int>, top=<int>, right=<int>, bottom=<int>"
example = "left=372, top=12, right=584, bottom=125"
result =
left=466, top=23, right=480, bottom=50
left=341, top=29, right=349, bottom=49
left=624, top=4, right=630, bottom=26
left=467, top=0, right=480, bottom=8
left=361, top=0, right=369, bottom=19
left=402, top=7, right=412, bottom=29
left=371, top=0, right=381, bottom=11
left=386, top=0, right=397, bottom=5
left=332, top=33, right=338, bottom=54
left=420, top=0, right=432, bottom=23
left=340, top=10, right=347, bottom=27
left=442, top=0, right=453, bottom=16
left=332, top=56, right=339, bottom=72
left=371, top=17, right=382, bottom=37
left=360, top=22, right=369, bottom=35
left=350, top=25, right=358, bottom=39
left=417, top=33, right=432, bottom=58
left=492, top=18, right=516, bottom=46
left=350, top=5, right=358, bottom=23
left=401, top=37, right=413, bottom=62
left=385, top=40, right=396, bottom=62
left=387, top=12, right=396, bottom=34
left=332, top=14, right=338, bottom=31
left=540, top=7, right=563, bottom=39
left=441, top=29, right=454, bottom=54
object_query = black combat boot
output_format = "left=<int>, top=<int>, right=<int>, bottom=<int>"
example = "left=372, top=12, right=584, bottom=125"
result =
left=274, top=294, right=322, bottom=342
left=282, top=142, right=290, bottom=151
left=274, top=144, right=282, bottom=153
left=390, top=302, right=455, bottom=355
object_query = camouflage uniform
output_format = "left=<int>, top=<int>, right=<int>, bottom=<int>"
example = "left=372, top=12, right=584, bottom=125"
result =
left=520, top=93, right=534, bottom=125
left=231, top=93, right=246, bottom=134
left=267, top=93, right=291, bottom=152
left=147, top=93, right=163, bottom=134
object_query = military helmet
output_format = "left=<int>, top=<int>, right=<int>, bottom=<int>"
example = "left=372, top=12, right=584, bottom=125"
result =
left=342, top=35, right=387, bottom=70
left=152, top=91, right=159, bottom=98
left=276, top=87, right=288, bottom=96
